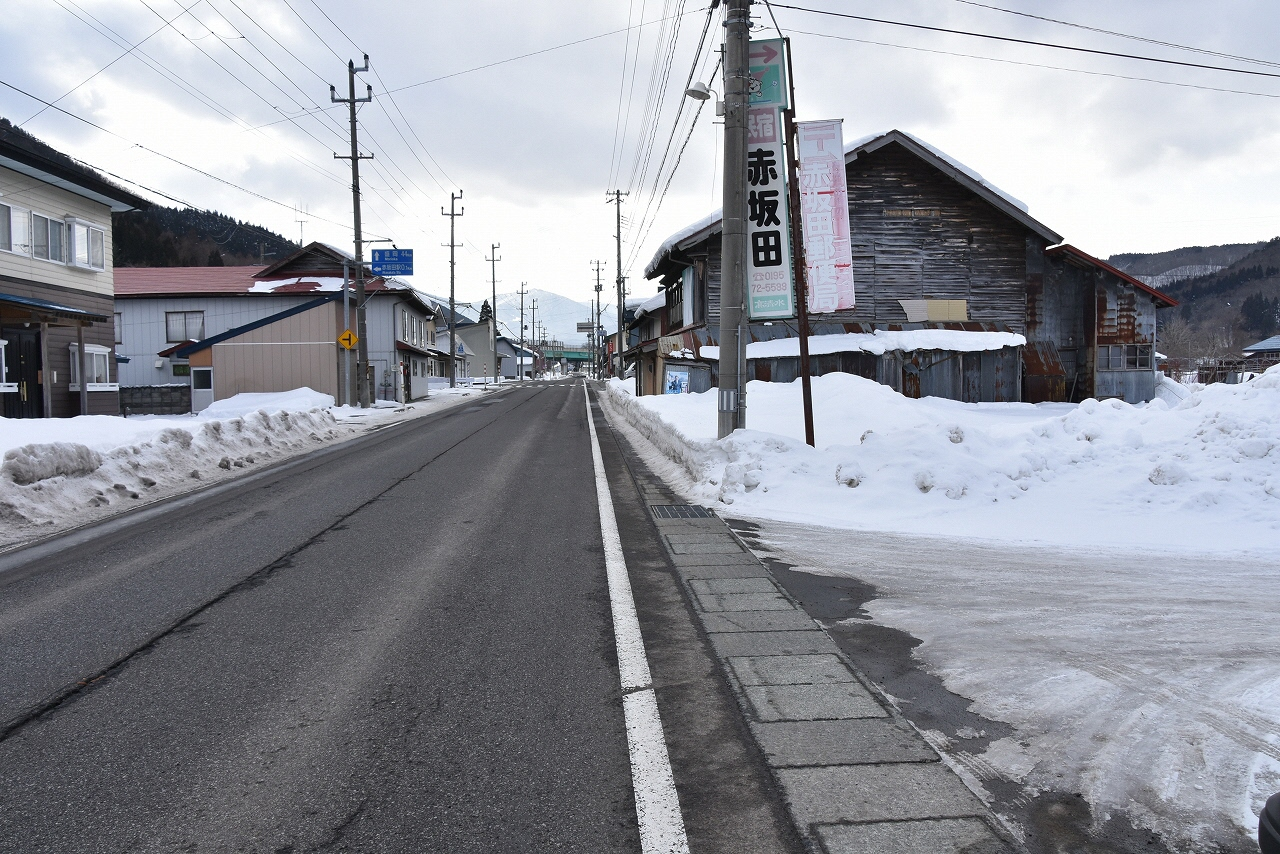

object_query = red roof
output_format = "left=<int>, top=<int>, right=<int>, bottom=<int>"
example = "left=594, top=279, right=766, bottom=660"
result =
left=114, top=266, right=398, bottom=297
left=1047, top=245, right=1179, bottom=307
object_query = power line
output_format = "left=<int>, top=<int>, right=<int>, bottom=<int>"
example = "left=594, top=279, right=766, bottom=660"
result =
left=0, top=77, right=388, bottom=238
left=768, top=3, right=1280, bottom=80
left=949, top=0, right=1280, bottom=70
left=786, top=28, right=1280, bottom=100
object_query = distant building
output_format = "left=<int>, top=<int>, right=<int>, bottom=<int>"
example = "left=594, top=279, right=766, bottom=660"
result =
left=640, top=129, right=1177, bottom=403
left=1, top=119, right=149, bottom=417
left=115, top=242, right=457, bottom=411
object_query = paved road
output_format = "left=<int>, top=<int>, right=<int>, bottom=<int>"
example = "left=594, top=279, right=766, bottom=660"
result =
left=0, top=381, right=795, bottom=853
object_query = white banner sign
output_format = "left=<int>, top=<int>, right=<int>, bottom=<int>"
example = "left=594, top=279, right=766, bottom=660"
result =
left=797, top=120, right=855, bottom=313
left=746, top=106, right=795, bottom=320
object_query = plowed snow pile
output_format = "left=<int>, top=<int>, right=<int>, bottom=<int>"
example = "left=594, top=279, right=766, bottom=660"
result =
left=605, top=367, right=1280, bottom=552
left=0, top=389, right=351, bottom=546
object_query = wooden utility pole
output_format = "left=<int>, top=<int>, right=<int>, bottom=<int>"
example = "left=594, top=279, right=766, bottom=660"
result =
left=718, top=0, right=751, bottom=438
left=487, top=243, right=501, bottom=383
left=781, top=38, right=816, bottom=447
left=530, top=298, right=538, bottom=377
left=607, top=190, right=628, bottom=378
left=442, top=191, right=464, bottom=387
left=331, top=55, right=373, bottom=407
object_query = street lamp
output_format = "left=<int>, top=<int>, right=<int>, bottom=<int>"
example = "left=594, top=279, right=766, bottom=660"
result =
left=684, top=81, right=725, bottom=116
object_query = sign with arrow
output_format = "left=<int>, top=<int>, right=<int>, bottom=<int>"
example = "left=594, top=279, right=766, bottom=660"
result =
left=748, top=38, right=789, bottom=110
left=371, top=248, right=413, bottom=277
left=338, top=329, right=358, bottom=350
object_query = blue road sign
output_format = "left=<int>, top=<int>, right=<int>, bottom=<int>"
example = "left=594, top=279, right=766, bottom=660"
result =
left=371, top=248, right=413, bottom=276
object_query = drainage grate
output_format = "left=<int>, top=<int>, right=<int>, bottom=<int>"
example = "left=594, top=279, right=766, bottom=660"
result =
left=649, top=504, right=715, bottom=519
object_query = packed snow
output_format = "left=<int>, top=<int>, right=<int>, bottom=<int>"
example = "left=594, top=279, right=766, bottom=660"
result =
left=601, top=367, right=1280, bottom=851
left=698, top=329, right=1026, bottom=361
left=603, top=369, right=1280, bottom=552
left=0, top=386, right=489, bottom=549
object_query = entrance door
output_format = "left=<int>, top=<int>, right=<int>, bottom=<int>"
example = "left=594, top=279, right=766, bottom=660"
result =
left=191, top=367, right=214, bottom=412
left=2, top=328, right=43, bottom=419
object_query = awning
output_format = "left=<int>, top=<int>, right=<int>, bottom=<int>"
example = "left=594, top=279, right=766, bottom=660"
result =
left=0, top=292, right=108, bottom=325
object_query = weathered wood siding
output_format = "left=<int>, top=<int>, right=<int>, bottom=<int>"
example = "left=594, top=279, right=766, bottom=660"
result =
left=844, top=145, right=1030, bottom=331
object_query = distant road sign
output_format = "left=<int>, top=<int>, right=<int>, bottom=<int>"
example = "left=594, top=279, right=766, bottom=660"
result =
left=338, top=329, right=358, bottom=350
left=576, top=322, right=594, bottom=332
left=371, top=248, right=413, bottom=276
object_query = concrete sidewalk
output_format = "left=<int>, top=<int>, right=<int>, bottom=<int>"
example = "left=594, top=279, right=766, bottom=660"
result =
left=625, top=466, right=1018, bottom=852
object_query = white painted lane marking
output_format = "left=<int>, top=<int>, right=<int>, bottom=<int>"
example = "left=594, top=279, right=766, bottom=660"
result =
left=583, top=382, right=690, bottom=854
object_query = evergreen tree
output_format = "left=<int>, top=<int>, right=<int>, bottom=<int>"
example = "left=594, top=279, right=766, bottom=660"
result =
left=478, top=300, right=492, bottom=323
left=207, top=249, right=224, bottom=267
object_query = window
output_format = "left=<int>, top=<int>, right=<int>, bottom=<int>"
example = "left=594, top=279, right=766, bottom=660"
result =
left=172, top=363, right=190, bottom=377
left=114, top=312, right=123, bottom=344
left=31, top=214, right=65, bottom=262
left=401, top=309, right=409, bottom=341
left=165, top=311, right=205, bottom=342
left=1098, top=344, right=1152, bottom=370
left=70, top=220, right=105, bottom=270
left=1, top=205, right=31, bottom=254
left=69, top=344, right=117, bottom=391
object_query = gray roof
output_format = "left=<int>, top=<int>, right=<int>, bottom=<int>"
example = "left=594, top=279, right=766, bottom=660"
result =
left=1242, top=335, right=1280, bottom=354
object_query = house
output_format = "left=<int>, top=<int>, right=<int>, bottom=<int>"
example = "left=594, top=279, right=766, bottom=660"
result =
left=1, top=118, right=149, bottom=418
left=115, top=242, right=458, bottom=411
left=640, top=129, right=1176, bottom=404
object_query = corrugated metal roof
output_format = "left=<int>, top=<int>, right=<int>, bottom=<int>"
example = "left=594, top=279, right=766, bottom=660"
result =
left=1243, top=335, right=1280, bottom=354
left=1047, top=245, right=1179, bottom=307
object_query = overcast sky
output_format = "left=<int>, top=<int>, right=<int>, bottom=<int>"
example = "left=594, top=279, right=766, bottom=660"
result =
left=2, top=0, right=1277, bottom=310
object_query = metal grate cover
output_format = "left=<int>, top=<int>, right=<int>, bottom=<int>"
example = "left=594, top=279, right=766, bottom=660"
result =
left=649, top=504, right=715, bottom=519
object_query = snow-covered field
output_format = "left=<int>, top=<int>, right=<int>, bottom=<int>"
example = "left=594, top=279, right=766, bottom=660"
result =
left=602, top=368, right=1280, bottom=850
left=0, top=386, right=487, bottom=550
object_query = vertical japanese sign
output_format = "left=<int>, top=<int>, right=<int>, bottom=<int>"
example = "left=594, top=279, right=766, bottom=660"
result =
left=746, top=106, right=795, bottom=320
left=796, top=120, right=855, bottom=313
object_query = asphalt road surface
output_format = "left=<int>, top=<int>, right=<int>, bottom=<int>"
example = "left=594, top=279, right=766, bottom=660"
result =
left=0, top=381, right=797, bottom=854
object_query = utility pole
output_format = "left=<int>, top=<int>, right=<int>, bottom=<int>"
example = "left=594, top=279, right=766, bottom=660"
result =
left=781, top=38, right=816, bottom=447
left=718, top=0, right=750, bottom=437
left=591, top=259, right=605, bottom=380
left=518, top=282, right=528, bottom=381
left=487, top=243, right=501, bottom=384
left=442, top=191, right=464, bottom=388
left=331, top=55, right=374, bottom=407
left=607, top=190, right=628, bottom=378
left=530, top=298, right=538, bottom=377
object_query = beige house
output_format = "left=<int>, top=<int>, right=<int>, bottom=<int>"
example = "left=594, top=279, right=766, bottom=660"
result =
left=1, top=118, right=148, bottom=417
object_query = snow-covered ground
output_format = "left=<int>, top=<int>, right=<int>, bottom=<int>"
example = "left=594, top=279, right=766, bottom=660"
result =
left=601, top=368, right=1280, bottom=850
left=604, top=369, right=1280, bottom=553
left=0, top=386, right=489, bottom=550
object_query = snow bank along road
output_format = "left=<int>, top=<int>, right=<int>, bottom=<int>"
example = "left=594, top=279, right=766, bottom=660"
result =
left=0, top=380, right=796, bottom=853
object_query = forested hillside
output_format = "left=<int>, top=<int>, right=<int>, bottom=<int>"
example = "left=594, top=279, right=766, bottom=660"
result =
left=112, top=205, right=297, bottom=267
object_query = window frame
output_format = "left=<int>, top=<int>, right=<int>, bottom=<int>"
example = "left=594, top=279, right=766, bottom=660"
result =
left=165, top=310, right=205, bottom=343
left=68, top=343, right=118, bottom=392
left=68, top=218, right=107, bottom=271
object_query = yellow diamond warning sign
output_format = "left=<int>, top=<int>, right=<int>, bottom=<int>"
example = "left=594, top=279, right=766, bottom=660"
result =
left=338, top=329, right=358, bottom=350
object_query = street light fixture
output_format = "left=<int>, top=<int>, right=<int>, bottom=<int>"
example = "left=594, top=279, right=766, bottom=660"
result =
left=684, top=81, right=725, bottom=116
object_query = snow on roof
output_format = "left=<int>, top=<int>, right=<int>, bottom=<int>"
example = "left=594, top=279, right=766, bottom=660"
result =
left=249, top=276, right=345, bottom=294
left=644, top=208, right=721, bottom=279
left=114, top=266, right=401, bottom=297
left=635, top=291, right=667, bottom=318
left=698, top=329, right=1026, bottom=361
left=845, top=130, right=1030, bottom=214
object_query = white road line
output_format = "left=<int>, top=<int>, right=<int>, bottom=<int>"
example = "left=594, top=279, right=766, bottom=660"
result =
left=583, top=383, right=690, bottom=854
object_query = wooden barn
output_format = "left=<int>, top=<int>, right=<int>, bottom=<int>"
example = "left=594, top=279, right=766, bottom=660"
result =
left=639, top=129, right=1175, bottom=404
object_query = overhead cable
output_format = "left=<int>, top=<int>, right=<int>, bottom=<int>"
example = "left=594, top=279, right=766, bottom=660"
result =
left=769, top=3, right=1280, bottom=79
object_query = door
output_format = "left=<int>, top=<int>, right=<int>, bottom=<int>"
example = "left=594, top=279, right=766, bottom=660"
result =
left=191, top=367, right=214, bottom=412
left=2, top=328, right=43, bottom=419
